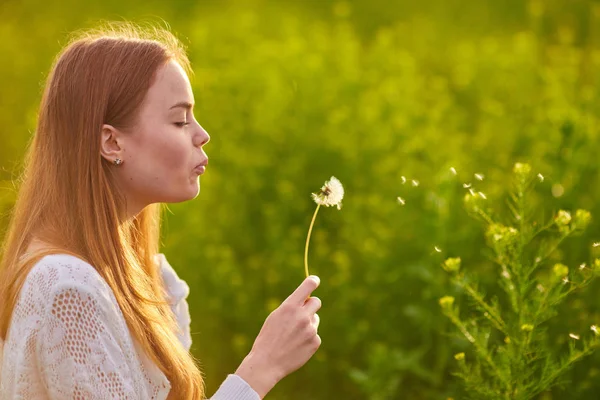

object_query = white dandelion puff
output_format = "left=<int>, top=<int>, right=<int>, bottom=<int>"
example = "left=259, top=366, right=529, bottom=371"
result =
left=475, top=173, right=484, bottom=181
left=311, top=176, right=344, bottom=210
left=305, top=176, right=345, bottom=278
left=450, top=167, right=457, bottom=175
left=569, top=333, right=580, bottom=340
left=412, top=179, right=420, bottom=187
left=397, top=197, right=406, bottom=205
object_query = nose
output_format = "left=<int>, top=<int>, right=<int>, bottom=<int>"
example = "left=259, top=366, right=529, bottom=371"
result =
left=193, top=124, right=210, bottom=148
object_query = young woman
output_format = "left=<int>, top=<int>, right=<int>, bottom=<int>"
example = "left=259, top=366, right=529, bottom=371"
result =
left=0, top=23, right=322, bottom=400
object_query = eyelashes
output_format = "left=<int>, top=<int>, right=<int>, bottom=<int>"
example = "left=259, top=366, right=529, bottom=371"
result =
left=174, top=122, right=191, bottom=128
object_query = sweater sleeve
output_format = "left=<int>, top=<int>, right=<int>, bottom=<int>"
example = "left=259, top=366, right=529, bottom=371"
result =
left=208, top=374, right=261, bottom=400
left=156, top=253, right=193, bottom=351
left=37, top=280, right=140, bottom=400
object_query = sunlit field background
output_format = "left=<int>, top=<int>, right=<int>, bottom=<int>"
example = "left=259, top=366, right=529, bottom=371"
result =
left=3, top=0, right=600, bottom=398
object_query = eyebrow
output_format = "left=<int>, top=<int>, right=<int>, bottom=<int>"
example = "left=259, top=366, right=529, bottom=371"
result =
left=169, top=101, right=194, bottom=110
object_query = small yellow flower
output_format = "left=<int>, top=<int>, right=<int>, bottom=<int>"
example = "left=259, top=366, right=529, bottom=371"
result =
left=521, top=324, right=534, bottom=332
left=573, top=209, right=592, bottom=230
left=513, top=162, right=532, bottom=177
left=442, top=257, right=461, bottom=273
left=439, top=296, right=455, bottom=309
left=454, top=352, right=465, bottom=361
left=553, top=263, right=569, bottom=279
left=555, top=210, right=572, bottom=226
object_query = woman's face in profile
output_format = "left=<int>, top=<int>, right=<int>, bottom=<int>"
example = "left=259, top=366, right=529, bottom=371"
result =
left=102, top=60, right=210, bottom=215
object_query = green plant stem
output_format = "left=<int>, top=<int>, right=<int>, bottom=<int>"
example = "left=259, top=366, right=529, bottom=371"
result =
left=304, top=204, right=321, bottom=278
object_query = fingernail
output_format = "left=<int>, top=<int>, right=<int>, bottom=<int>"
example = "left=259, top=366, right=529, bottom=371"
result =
left=309, top=275, right=320, bottom=285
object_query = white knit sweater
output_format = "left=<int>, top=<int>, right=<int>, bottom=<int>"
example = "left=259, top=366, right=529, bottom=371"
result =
left=0, top=253, right=260, bottom=400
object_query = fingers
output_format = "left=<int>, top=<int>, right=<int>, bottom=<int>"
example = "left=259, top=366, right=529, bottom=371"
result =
left=285, top=276, right=320, bottom=306
left=303, top=296, right=322, bottom=314
left=312, top=313, right=320, bottom=329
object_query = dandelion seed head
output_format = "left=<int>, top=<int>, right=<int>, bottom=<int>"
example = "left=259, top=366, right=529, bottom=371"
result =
left=397, top=197, right=406, bottom=205
left=475, top=173, right=484, bottom=181
left=569, top=333, right=580, bottom=340
left=312, top=176, right=344, bottom=210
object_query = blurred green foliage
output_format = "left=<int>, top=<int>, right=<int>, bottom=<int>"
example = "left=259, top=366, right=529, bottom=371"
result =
left=4, top=0, right=600, bottom=398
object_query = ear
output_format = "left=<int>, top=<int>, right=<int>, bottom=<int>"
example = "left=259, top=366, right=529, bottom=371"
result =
left=100, top=124, right=123, bottom=163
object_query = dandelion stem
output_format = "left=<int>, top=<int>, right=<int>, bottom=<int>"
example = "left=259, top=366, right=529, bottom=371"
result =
left=305, top=204, right=321, bottom=278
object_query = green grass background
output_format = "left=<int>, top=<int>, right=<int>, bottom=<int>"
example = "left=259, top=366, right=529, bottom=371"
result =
left=3, top=0, right=600, bottom=398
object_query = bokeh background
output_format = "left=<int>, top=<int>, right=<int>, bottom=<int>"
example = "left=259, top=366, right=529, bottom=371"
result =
left=3, top=0, right=600, bottom=398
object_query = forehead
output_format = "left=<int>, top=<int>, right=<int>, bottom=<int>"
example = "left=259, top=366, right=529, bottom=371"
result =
left=144, top=60, right=193, bottom=109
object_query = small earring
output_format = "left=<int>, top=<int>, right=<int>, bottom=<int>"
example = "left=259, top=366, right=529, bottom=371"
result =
left=114, top=158, right=123, bottom=166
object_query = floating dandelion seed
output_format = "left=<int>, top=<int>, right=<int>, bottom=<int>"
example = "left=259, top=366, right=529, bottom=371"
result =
left=537, top=173, right=544, bottom=182
left=411, top=179, right=419, bottom=187
left=593, top=242, right=600, bottom=248
left=478, top=192, right=487, bottom=199
left=305, top=177, right=344, bottom=278
left=563, top=276, right=570, bottom=284
left=580, top=263, right=587, bottom=270
left=475, top=173, right=484, bottom=181
left=592, top=325, right=599, bottom=335
left=397, top=197, right=406, bottom=205
left=450, top=167, right=457, bottom=175
left=463, top=183, right=472, bottom=188
left=469, top=188, right=475, bottom=196
left=401, top=176, right=407, bottom=184
left=569, top=333, right=580, bottom=340
left=434, top=246, right=442, bottom=253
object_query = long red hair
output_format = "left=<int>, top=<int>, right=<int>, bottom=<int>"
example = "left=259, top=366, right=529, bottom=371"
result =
left=0, top=22, right=205, bottom=399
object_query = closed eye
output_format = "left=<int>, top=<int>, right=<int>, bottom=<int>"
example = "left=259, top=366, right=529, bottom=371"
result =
left=174, top=122, right=190, bottom=128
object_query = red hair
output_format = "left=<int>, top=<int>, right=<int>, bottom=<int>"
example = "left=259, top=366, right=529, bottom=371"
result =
left=0, top=22, right=205, bottom=399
